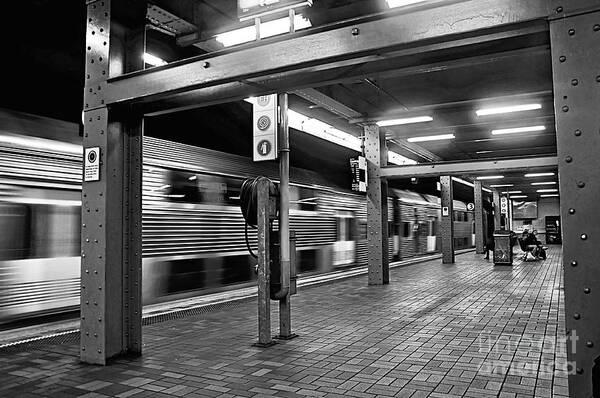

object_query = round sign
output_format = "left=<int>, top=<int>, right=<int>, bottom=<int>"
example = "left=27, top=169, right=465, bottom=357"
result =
left=257, top=139, right=272, bottom=156
left=467, top=202, right=475, bottom=211
left=87, top=150, right=97, bottom=163
left=257, top=115, right=271, bottom=131
left=257, top=95, right=271, bottom=107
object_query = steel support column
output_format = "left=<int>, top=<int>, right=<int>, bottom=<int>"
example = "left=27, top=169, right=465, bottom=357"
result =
left=550, top=8, right=600, bottom=396
left=474, top=181, right=485, bottom=254
left=440, top=176, right=454, bottom=264
left=81, top=0, right=144, bottom=365
left=365, top=124, right=389, bottom=285
left=492, top=189, right=501, bottom=231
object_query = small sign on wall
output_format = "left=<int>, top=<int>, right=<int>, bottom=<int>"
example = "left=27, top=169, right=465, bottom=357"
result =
left=442, top=206, right=450, bottom=216
left=84, top=147, right=100, bottom=182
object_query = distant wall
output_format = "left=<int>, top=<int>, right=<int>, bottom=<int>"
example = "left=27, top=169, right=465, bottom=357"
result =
left=511, top=197, right=560, bottom=241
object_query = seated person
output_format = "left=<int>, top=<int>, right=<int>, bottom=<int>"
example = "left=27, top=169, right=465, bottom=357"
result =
left=523, top=230, right=547, bottom=260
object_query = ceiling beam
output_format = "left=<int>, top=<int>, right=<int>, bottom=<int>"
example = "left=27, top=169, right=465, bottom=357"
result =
left=103, top=0, right=551, bottom=108
left=380, top=156, right=558, bottom=178
left=293, top=88, right=362, bottom=119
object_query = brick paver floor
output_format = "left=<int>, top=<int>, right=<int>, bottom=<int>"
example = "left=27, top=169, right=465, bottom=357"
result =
left=0, top=247, right=568, bottom=397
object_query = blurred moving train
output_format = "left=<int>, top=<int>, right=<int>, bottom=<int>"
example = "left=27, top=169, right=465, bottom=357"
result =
left=0, top=109, right=474, bottom=323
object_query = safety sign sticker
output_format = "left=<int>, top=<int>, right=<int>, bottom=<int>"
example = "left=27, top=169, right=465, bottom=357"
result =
left=84, top=147, right=100, bottom=182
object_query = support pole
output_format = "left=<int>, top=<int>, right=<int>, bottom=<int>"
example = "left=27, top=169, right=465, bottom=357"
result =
left=81, top=0, right=144, bottom=365
left=256, top=179, right=274, bottom=347
left=550, top=8, right=600, bottom=396
left=440, top=176, right=455, bottom=264
left=474, top=181, right=485, bottom=254
left=492, top=189, right=501, bottom=231
left=277, top=92, right=294, bottom=339
left=365, top=124, right=389, bottom=285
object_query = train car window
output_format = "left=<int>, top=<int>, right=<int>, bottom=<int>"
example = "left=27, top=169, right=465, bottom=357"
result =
left=0, top=203, right=30, bottom=261
left=224, top=178, right=243, bottom=205
left=30, top=205, right=81, bottom=258
left=167, top=170, right=200, bottom=202
left=297, top=187, right=316, bottom=211
left=402, top=222, right=411, bottom=237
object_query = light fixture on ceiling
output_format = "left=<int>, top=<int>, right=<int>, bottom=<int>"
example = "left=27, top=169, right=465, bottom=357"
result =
left=482, top=187, right=492, bottom=193
left=386, top=0, right=428, bottom=8
left=503, top=191, right=522, bottom=194
left=531, top=181, right=557, bottom=186
left=510, top=195, right=527, bottom=199
left=452, top=177, right=474, bottom=188
left=524, top=172, right=555, bottom=177
left=476, top=103, right=542, bottom=116
left=491, top=125, right=546, bottom=135
left=143, top=52, right=167, bottom=66
left=490, top=184, right=514, bottom=188
left=476, top=175, right=504, bottom=180
left=406, top=133, right=455, bottom=143
left=376, top=116, right=433, bottom=127
left=537, top=188, right=558, bottom=193
left=216, top=14, right=311, bottom=47
left=476, top=150, right=493, bottom=154
left=540, top=194, right=559, bottom=198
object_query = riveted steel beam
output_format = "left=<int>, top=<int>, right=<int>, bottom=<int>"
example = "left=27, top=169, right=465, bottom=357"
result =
left=380, top=156, right=558, bottom=179
left=101, top=0, right=551, bottom=108
left=474, top=181, right=485, bottom=254
left=440, top=176, right=455, bottom=264
left=365, top=124, right=389, bottom=285
left=550, top=8, right=600, bottom=396
left=81, top=0, right=144, bottom=365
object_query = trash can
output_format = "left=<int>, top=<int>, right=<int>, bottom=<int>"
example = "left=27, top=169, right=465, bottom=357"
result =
left=493, top=230, right=513, bottom=266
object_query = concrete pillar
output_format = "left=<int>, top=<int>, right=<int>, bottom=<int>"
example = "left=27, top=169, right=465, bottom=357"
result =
left=364, top=124, right=389, bottom=285
left=474, top=181, right=485, bottom=254
left=440, top=176, right=454, bottom=264
left=550, top=9, right=600, bottom=395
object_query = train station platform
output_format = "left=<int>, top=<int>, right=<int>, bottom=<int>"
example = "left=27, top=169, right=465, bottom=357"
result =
left=0, top=248, right=567, bottom=398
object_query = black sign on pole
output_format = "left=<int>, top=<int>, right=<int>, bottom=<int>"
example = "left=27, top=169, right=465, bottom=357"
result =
left=350, top=156, right=367, bottom=193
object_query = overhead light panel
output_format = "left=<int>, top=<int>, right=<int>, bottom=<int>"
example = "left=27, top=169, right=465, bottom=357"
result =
left=531, top=181, right=557, bottom=186
left=504, top=191, right=522, bottom=194
left=482, top=187, right=492, bottom=193
left=491, top=126, right=546, bottom=135
left=476, top=103, right=542, bottom=116
left=490, top=184, right=514, bottom=188
left=525, top=172, right=554, bottom=177
left=143, top=52, right=167, bottom=66
left=386, top=0, right=428, bottom=8
left=510, top=195, right=527, bottom=199
left=477, top=175, right=504, bottom=180
left=476, top=150, right=493, bottom=154
left=407, top=133, right=454, bottom=143
left=537, top=188, right=558, bottom=193
left=377, top=116, right=433, bottom=127
left=216, top=14, right=311, bottom=47
left=540, top=194, right=559, bottom=198
left=452, top=177, right=474, bottom=188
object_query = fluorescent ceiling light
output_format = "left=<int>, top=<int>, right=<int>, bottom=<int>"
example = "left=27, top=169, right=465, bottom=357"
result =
left=510, top=195, right=527, bottom=199
left=376, top=116, right=433, bottom=127
left=386, top=0, right=428, bottom=8
left=452, top=177, right=474, bottom=188
left=476, top=103, right=542, bottom=116
left=216, top=14, right=311, bottom=47
left=503, top=191, right=522, bottom=194
left=491, top=125, right=546, bottom=135
left=143, top=52, right=167, bottom=66
left=477, top=175, right=504, bottom=180
left=537, top=188, right=558, bottom=193
left=490, top=184, right=513, bottom=188
left=525, top=172, right=554, bottom=177
left=482, top=187, right=492, bottom=193
left=476, top=150, right=493, bottom=154
left=531, top=181, right=556, bottom=186
left=407, top=133, right=454, bottom=143
left=540, top=194, right=559, bottom=198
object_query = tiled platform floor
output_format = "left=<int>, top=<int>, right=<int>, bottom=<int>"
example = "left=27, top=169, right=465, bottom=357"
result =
left=0, top=247, right=567, bottom=397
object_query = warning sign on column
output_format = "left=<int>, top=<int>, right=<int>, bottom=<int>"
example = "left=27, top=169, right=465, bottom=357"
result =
left=84, top=147, right=100, bottom=182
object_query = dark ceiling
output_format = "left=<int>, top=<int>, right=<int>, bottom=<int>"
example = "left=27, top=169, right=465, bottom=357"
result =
left=2, top=0, right=558, bottom=202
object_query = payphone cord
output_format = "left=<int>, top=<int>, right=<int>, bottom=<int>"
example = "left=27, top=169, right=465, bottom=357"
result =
left=240, top=177, right=278, bottom=259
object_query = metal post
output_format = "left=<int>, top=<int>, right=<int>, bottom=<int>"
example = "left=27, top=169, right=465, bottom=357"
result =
left=550, top=8, right=600, bottom=396
left=81, top=0, right=144, bottom=365
left=277, top=93, right=294, bottom=339
left=440, top=176, right=455, bottom=264
left=364, top=124, right=389, bottom=285
left=474, top=181, right=485, bottom=254
left=255, top=178, right=274, bottom=347
left=492, top=189, right=501, bottom=231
